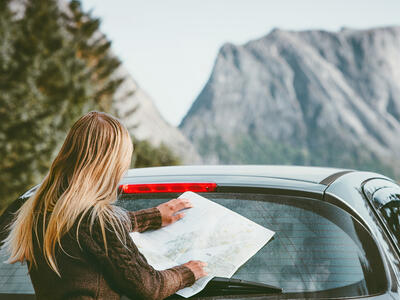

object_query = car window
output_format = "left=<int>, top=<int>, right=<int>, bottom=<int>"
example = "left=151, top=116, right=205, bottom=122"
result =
left=0, top=250, right=34, bottom=294
left=0, top=192, right=387, bottom=298
left=0, top=195, right=34, bottom=295
left=117, top=192, right=386, bottom=298
left=363, top=179, right=400, bottom=246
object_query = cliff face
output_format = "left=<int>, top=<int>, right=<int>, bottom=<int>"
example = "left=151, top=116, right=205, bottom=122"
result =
left=180, top=27, right=400, bottom=177
left=113, top=66, right=202, bottom=164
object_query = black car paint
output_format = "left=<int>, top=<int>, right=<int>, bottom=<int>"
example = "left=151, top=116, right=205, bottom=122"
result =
left=325, top=172, right=400, bottom=299
left=0, top=167, right=399, bottom=299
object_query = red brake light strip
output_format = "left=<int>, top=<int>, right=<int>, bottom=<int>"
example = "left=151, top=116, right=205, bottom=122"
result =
left=119, top=182, right=217, bottom=194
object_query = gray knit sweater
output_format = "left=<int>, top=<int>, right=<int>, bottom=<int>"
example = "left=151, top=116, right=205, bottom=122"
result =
left=28, top=207, right=195, bottom=300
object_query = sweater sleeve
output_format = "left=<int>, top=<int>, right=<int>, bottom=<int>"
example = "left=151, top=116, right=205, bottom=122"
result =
left=127, top=207, right=162, bottom=232
left=79, top=217, right=195, bottom=300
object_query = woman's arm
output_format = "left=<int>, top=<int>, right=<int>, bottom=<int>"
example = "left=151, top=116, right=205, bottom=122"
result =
left=127, top=198, right=193, bottom=232
left=79, top=216, right=196, bottom=300
left=127, top=207, right=162, bottom=232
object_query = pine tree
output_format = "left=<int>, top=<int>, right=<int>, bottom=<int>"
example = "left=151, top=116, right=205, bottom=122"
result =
left=0, top=0, right=124, bottom=211
left=63, top=0, right=125, bottom=112
left=0, top=0, right=180, bottom=212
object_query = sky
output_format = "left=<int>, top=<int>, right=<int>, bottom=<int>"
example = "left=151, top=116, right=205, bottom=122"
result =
left=81, top=0, right=400, bottom=126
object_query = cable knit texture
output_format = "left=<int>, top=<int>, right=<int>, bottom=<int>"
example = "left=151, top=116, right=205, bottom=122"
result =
left=28, top=207, right=195, bottom=300
left=127, top=207, right=162, bottom=232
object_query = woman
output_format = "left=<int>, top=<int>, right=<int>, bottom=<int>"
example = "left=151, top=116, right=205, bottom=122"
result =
left=3, top=111, right=207, bottom=299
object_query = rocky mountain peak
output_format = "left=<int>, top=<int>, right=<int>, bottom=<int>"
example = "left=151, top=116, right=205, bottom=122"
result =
left=180, top=27, right=400, bottom=177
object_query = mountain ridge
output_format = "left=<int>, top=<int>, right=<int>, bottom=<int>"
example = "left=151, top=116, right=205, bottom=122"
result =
left=180, top=26, right=400, bottom=178
left=113, top=65, right=202, bottom=164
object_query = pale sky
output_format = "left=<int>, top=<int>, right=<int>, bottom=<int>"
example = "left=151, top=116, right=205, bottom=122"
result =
left=81, top=0, right=400, bottom=126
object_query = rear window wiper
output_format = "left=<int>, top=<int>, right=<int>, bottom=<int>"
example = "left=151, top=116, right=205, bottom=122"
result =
left=202, top=276, right=283, bottom=295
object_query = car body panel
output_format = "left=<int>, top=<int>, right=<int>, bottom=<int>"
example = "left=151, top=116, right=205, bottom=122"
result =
left=325, top=171, right=400, bottom=297
left=124, top=165, right=350, bottom=185
left=1, top=165, right=399, bottom=299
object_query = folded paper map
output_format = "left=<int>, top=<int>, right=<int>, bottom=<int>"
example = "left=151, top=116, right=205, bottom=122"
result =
left=130, top=191, right=275, bottom=298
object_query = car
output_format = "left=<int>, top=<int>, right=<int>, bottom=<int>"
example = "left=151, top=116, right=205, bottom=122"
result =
left=0, top=165, right=399, bottom=299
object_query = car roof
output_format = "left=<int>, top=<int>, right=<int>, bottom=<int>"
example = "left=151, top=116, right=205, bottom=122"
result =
left=125, top=165, right=351, bottom=184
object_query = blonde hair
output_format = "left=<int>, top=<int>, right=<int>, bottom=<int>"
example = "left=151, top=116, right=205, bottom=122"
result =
left=4, top=111, right=133, bottom=276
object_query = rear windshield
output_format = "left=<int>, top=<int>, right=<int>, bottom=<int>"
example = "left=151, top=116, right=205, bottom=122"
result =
left=0, top=192, right=387, bottom=298
left=117, top=192, right=386, bottom=298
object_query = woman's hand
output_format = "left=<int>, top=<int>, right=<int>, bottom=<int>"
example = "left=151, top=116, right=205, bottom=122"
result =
left=156, top=198, right=193, bottom=227
left=183, top=260, right=208, bottom=280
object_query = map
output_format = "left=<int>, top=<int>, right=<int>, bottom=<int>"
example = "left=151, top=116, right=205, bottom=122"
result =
left=130, top=191, right=275, bottom=298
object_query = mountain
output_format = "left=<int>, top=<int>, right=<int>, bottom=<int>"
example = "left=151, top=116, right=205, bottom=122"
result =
left=113, top=66, right=202, bottom=164
left=180, top=27, right=400, bottom=178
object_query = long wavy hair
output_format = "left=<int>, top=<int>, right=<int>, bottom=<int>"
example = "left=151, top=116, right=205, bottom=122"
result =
left=3, top=111, right=133, bottom=276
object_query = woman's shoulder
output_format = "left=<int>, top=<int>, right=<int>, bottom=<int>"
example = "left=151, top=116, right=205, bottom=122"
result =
left=72, top=206, right=131, bottom=247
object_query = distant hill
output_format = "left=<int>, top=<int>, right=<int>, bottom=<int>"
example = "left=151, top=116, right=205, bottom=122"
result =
left=180, top=27, right=400, bottom=178
left=112, top=66, right=202, bottom=164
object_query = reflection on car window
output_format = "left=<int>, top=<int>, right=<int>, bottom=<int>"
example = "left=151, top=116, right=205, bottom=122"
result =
left=380, top=199, right=400, bottom=244
left=231, top=200, right=363, bottom=293
left=363, top=179, right=400, bottom=246
left=118, top=193, right=386, bottom=297
left=0, top=248, right=34, bottom=294
left=0, top=194, right=34, bottom=294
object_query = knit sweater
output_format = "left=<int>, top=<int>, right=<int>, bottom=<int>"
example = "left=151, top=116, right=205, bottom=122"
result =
left=28, top=207, right=196, bottom=300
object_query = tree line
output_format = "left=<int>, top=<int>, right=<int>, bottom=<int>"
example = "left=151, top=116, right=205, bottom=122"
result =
left=0, top=0, right=179, bottom=212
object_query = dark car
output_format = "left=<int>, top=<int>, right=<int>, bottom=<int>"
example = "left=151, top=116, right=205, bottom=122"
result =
left=0, top=165, right=399, bottom=299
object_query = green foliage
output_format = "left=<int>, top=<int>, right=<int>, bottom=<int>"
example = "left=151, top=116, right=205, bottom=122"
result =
left=198, top=132, right=397, bottom=179
left=0, top=0, right=180, bottom=212
left=197, top=133, right=309, bottom=165
left=0, top=0, right=93, bottom=209
left=64, top=1, right=124, bottom=112
left=132, top=139, right=180, bottom=168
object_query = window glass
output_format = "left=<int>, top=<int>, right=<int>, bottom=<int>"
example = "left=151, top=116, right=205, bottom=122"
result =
left=0, top=192, right=387, bottom=297
left=363, top=179, right=400, bottom=246
left=0, top=249, right=33, bottom=294
left=117, top=193, right=386, bottom=297
left=0, top=194, right=34, bottom=294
